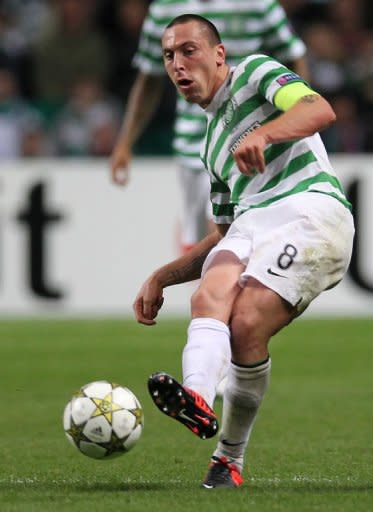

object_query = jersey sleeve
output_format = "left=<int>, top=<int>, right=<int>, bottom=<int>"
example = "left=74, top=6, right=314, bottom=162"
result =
left=132, top=4, right=166, bottom=75
left=260, top=0, right=306, bottom=62
left=239, top=54, right=308, bottom=106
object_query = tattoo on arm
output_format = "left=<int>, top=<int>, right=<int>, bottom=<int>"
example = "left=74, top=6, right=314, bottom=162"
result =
left=300, top=94, right=319, bottom=104
left=157, top=229, right=225, bottom=288
left=165, top=254, right=207, bottom=286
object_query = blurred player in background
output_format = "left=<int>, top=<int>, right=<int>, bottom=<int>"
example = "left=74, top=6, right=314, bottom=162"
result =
left=133, top=14, right=354, bottom=489
left=110, top=0, right=309, bottom=254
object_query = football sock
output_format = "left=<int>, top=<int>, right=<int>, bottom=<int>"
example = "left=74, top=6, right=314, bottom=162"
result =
left=182, top=317, right=231, bottom=407
left=213, top=357, right=271, bottom=472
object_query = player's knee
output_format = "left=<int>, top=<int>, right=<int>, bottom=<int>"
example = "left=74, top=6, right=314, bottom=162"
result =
left=230, top=308, right=264, bottom=352
left=191, top=287, right=214, bottom=315
left=231, top=307, right=258, bottom=334
left=191, top=285, right=230, bottom=317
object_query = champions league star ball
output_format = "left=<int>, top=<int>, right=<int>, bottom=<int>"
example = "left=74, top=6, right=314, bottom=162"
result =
left=63, top=381, right=144, bottom=459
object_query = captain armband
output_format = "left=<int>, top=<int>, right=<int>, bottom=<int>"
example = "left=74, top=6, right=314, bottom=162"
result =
left=274, top=82, right=320, bottom=111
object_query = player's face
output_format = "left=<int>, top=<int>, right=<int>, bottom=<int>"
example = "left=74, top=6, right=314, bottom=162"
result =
left=162, top=21, right=226, bottom=108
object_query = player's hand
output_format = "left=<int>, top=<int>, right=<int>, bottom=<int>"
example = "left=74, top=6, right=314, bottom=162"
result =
left=233, top=132, right=267, bottom=176
left=110, top=142, right=132, bottom=186
left=133, top=276, right=164, bottom=326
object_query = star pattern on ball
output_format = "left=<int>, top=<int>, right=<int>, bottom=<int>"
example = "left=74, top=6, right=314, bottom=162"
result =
left=105, top=431, right=128, bottom=455
left=66, top=419, right=89, bottom=446
left=91, top=392, right=124, bottom=424
left=130, top=407, right=144, bottom=427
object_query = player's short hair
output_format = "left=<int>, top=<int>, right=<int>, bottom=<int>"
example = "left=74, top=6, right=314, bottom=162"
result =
left=165, top=14, right=222, bottom=46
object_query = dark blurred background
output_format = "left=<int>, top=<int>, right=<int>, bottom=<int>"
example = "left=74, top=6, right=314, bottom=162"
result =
left=0, top=0, right=372, bottom=159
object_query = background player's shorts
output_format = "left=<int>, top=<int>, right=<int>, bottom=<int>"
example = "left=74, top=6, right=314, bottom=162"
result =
left=202, top=192, right=355, bottom=313
left=179, top=165, right=213, bottom=246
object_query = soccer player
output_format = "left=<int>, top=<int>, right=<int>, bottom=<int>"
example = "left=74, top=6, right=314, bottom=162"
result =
left=133, top=15, right=355, bottom=489
left=110, top=0, right=308, bottom=254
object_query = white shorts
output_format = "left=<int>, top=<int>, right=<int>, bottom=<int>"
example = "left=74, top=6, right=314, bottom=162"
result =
left=202, top=193, right=355, bottom=313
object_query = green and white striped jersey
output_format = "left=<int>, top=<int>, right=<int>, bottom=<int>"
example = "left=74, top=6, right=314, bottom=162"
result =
left=203, top=54, right=350, bottom=224
left=134, top=0, right=306, bottom=170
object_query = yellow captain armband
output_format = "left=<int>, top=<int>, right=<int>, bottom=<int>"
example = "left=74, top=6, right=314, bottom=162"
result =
left=274, top=82, right=320, bottom=111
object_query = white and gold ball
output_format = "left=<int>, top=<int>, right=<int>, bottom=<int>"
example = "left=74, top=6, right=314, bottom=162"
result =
left=63, top=381, right=144, bottom=459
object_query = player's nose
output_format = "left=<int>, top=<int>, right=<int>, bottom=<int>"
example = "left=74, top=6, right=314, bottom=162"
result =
left=173, top=52, right=185, bottom=71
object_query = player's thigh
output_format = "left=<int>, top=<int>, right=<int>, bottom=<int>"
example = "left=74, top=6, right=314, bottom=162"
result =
left=192, top=250, right=244, bottom=321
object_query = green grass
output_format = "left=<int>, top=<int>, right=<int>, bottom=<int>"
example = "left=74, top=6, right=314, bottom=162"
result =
left=0, top=317, right=372, bottom=511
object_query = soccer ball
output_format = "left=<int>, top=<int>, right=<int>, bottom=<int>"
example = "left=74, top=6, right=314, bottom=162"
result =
left=63, top=380, right=144, bottom=459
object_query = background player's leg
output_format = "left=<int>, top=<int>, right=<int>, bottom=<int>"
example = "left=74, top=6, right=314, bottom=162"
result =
left=178, top=165, right=213, bottom=254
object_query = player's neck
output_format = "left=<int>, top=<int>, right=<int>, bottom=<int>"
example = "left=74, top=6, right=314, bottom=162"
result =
left=202, top=64, right=230, bottom=109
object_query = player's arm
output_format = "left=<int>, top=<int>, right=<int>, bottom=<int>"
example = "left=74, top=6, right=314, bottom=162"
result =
left=133, top=224, right=229, bottom=325
left=262, top=88, right=336, bottom=143
left=233, top=83, right=336, bottom=175
left=110, top=71, right=165, bottom=185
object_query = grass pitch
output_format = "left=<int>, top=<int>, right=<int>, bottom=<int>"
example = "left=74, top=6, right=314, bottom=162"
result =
left=0, top=317, right=372, bottom=511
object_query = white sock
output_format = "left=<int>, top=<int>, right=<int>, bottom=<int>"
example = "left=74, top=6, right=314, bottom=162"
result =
left=213, top=358, right=272, bottom=472
left=182, top=317, right=231, bottom=407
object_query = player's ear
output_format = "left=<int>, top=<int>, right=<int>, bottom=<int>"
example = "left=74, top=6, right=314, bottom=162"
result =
left=216, top=44, right=226, bottom=66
